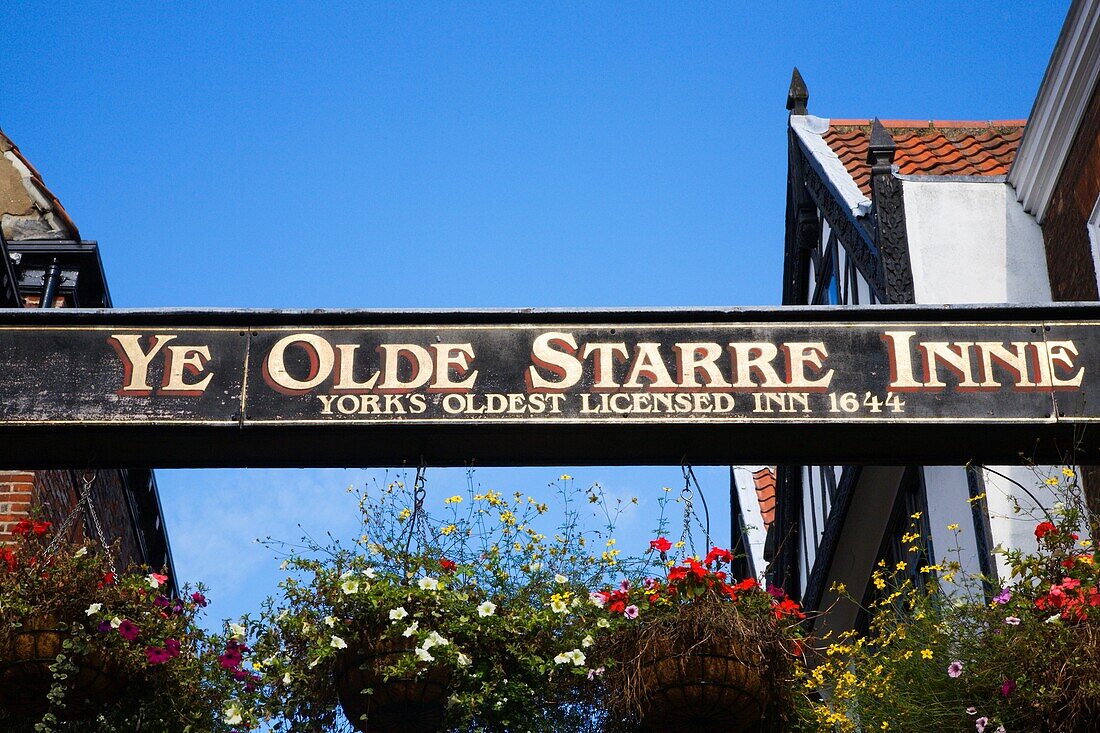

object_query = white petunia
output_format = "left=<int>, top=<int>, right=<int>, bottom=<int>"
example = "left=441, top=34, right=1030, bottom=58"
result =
left=324, top=616, right=336, bottom=628
left=456, top=652, right=472, bottom=667
left=341, top=578, right=359, bottom=595
left=553, top=652, right=570, bottom=665
left=596, top=618, right=610, bottom=628
left=363, top=567, right=377, bottom=579
left=85, top=603, right=102, bottom=616
left=330, top=635, right=347, bottom=649
left=110, top=617, right=122, bottom=629
left=282, top=672, right=292, bottom=685
left=230, top=623, right=247, bottom=639
left=551, top=599, right=568, bottom=614
left=418, top=577, right=439, bottom=591
left=223, top=705, right=243, bottom=726
left=424, top=631, right=449, bottom=649
left=477, top=601, right=497, bottom=617
left=582, top=635, right=594, bottom=648
left=554, top=574, right=568, bottom=584
left=566, top=649, right=586, bottom=667
left=389, top=607, right=409, bottom=622
left=402, top=621, right=419, bottom=637
left=74, top=547, right=88, bottom=558
left=414, top=647, right=435, bottom=662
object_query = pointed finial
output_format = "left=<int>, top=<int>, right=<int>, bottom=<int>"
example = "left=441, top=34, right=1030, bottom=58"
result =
left=867, top=117, right=896, bottom=166
left=786, top=68, right=808, bottom=115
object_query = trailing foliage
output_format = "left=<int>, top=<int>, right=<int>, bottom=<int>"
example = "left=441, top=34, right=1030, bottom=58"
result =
left=0, top=518, right=255, bottom=732
left=251, top=474, right=636, bottom=732
left=806, top=468, right=1099, bottom=733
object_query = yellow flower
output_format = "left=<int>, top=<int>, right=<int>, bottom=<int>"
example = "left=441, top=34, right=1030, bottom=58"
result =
left=560, top=474, right=572, bottom=480
left=440, top=524, right=456, bottom=536
left=967, top=492, right=986, bottom=504
left=1062, top=467, right=1076, bottom=478
left=874, top=577, right=886, bottom=590
left=895, top=561, right=906, bottom=571
left=398, top=508, right=412, bottom=521
left=920, top=649, right=933, bottom=660
left=910, top=511, right=922, bottom=519
left=947, top=523, right=960, bottom=531
left=444, top=495, right=463, bottom=504
left=1045, top=477, right=1059, bottom=486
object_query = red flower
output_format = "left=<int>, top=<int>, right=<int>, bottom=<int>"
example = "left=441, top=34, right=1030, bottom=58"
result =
left=732, top=578, right=759, bottom=593
left=31, top=521, right=50, bottom=536
left=0, top=548, right=16, bottom=572
left=1035, top=521, right=1057, bottom=540
left=774, top=597, right=805, bottom=619
left=191, top=592, right=208, bottom=607
left=649, top=537, right=672, bottom=553
left=12, top=519, right=32, bottom=536
left=144, top=646, right=172, bottom=665
left=118, top=620, right=140, bottom=641
left=704, top=547, right=732, bottom=565
left=440, top=558, right=457, bottom=573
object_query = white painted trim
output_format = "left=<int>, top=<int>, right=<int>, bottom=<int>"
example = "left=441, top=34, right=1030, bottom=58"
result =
left=1008, top=0, right=1100, bottom=223
left=1089, top=194, right=1100, bottom=293
left=790, top=115, right=873, bottom=218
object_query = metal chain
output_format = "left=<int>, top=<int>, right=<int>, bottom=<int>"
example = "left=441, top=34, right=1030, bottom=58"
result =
left=401, top=463, right=429, bottom=563
left=678, top=463, right=712, bottom=558
left=45, top=471, right=116, bottom=573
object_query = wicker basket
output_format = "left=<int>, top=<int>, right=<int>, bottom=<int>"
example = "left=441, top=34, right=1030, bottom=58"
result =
left=0, top=615, right=125, bottom=719
left=335, top=637, right=450, bottom=733
left=636, top=639, right=766, bottom=733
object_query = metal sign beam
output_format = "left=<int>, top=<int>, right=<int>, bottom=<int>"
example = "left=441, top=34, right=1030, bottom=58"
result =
left=1, top=304, right=1097, bottom=468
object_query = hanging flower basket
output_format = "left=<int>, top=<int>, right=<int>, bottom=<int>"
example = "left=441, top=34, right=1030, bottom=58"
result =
left=335, top=636, right=450, bottom=733
left=0, top=614, right=125, bottom=719
left=589, top=547, right=806, bottom=733
left=635, top=637, right=766, bottom=733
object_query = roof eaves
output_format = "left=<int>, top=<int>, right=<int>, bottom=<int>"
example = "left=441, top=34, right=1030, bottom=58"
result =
left=790, top=115, right=872, bottom=218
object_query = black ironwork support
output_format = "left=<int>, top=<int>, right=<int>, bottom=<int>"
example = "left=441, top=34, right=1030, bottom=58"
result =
left=868, top=118, right=916, bottom=304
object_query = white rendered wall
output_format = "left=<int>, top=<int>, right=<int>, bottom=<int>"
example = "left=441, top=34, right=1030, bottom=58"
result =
left=903, top=180, right=1051, bottom=304
left=922, top=466, right=984, bottom=594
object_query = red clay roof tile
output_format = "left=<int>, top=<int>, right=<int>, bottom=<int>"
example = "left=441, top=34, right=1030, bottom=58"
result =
left=820, top=120, right=1025, bottom=197
left=751, top=467, right=777, bottom=530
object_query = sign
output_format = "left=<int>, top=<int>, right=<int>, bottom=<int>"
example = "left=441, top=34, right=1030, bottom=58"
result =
left=0, top=305, right=1097, bottom=467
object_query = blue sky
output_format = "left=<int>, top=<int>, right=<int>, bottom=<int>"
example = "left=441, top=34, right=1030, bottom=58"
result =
left=2, top=2, right=1068, bottom=625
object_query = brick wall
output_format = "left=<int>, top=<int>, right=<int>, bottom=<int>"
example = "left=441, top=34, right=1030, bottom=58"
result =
left=0, top=469, right=144, bottom=568
left=0, top=471, right=35, bottom=540
left=1042, top=77, right=1100, bottom=301
left=1041, top=76, right=1100, bottom=513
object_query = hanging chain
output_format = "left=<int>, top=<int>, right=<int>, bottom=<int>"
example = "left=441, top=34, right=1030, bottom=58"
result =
left=678, top=463, right=712, bottom=558
left=45, top=471, right=117, bottom=574
left=401, top=462, right=429, bottom=567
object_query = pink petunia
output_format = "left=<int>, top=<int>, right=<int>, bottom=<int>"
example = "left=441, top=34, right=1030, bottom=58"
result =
left=948, top=660, right=963, bottom=678
left=976, top=717, right=988, bottom=733
left=624, top=605, right=639, bottom=619
left=118, top=620, right=140, bottom=641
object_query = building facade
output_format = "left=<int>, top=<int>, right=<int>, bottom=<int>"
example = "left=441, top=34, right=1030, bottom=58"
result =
left=0, top=129, right=173, bottom=577
left=763, top=0, right=1100, bottom=634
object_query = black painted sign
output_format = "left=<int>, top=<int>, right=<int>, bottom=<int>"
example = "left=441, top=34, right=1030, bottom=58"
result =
left=0, top=306, right=1096, bottom=467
